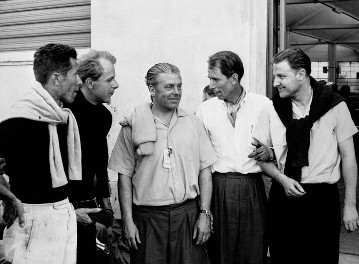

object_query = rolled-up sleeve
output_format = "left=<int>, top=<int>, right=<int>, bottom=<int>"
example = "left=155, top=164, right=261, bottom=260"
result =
left=195, top=117, right=217, bottom=170
left=253, top=102, right=273, bottom=147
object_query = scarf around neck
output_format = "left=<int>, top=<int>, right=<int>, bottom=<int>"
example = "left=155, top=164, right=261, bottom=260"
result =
left=272, top=76, right=344, bottom=182
left=0, top=82, right=82, bottom=188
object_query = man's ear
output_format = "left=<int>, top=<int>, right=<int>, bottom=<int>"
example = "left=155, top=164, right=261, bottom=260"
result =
left=51, top=72, right=61, bottom=85
left=231, top=73, right=239, bottom=84
left=85, top=78, right=94, bottom=89
left=297, top=68, right=306, bottom=80
left=149, top=85, right=155, bottom=96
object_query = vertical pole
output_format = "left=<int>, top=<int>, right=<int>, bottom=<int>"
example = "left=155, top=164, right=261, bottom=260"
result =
left=267, top=0, right=274, bottom=97
left=279, top=0, right=286, bottom=51
left=328, top=43, right=336, bottom=83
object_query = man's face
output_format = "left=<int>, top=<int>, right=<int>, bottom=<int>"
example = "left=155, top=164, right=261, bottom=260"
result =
left=207, top=66, right=235, bottom=101
left=273, top=60, right=302, bottom=99
left=90, top=58, right=119, bottom=104
left=58, top=58, right=82, bottom=104
left=151, top=73, right=182, bottom=111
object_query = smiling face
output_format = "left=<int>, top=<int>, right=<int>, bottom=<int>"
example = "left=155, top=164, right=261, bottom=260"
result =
left=150, top=73, right=182, bottom=112
left=273, top=60, right=304, bottom=99
left=58, top=58, right=82, bottom=104
left=90, top=58, right=119, bottom=104
left=207, top=66, right=237, bottom=102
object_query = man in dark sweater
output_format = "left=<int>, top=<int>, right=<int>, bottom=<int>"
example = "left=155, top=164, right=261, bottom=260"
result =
left=252, top=48, right=359, bottom=264
left=0, top=43, right=91, bottom=264
left=67, top=50, right=126, bottom=264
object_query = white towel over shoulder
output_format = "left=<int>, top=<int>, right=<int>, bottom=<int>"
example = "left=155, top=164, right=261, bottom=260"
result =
left=0, top=82, right=82, bottom=188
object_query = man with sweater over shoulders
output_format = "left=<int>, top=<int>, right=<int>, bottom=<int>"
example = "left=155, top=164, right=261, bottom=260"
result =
left=108, top=63, right=217, bottom=264
left=251, top=48, right=359, bottom=264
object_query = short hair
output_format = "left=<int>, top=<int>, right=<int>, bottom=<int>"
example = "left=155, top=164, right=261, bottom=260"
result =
left=145, top=63, right=180, bottom=87
left=208, top=51, right=244, bottom=81
left=33, top=43, right=77, bottom=85
left=77, top=50, right=117, bottom=83
left=273, top=48, right=311, bottom=76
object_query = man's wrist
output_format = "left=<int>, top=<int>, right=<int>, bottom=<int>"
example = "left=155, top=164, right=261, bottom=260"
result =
left=199, top=209, right=212, bottom=217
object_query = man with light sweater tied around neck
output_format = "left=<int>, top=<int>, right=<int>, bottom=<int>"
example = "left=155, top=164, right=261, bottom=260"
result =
left=108, top=63, right=217, bottom=264
left=0, top=43, right=97, bottom=264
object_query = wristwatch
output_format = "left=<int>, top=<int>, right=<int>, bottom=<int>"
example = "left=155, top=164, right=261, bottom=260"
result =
left=200, top=209, right=212, bottom=217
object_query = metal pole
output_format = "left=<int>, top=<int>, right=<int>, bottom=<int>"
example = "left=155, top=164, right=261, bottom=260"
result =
left=279, top=0, right=286, bottom=51
left=268, top=0, right=274, bottom=98
left=328, top=43, right=337, bottom=83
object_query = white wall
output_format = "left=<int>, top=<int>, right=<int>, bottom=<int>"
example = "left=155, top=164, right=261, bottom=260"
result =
left=91, top=0, right=268, bottom=120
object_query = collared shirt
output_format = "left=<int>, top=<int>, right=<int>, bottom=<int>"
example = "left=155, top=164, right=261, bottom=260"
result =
left=196, top=92, right=270, bottom=174
left=253, top=101, right=358, bottom=183
left=224, top=90, right=246, bottom=127
left=108, top=108, right=217, bottom=206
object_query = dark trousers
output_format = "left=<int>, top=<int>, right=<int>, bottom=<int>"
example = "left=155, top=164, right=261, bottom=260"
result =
left=208, top=172, right=267, bottom=264
left=131, top=199, right=209, bottom=264
left=74, top=199, right=98, bottom=264
left=268, top=182, right=341, bottom=264
left=77, top=222, right=97, bottom=264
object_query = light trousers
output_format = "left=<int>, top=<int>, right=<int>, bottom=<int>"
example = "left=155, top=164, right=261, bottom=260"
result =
left=3, top=198, right=77, bottom=264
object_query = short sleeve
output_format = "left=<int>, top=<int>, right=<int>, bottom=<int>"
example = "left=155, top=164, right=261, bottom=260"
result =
left=194, top=117, right=217, bottom=170
left=108, top=126, right=136, bottom=177
left=334, top=102, right=358, bottom=143
left=253, top=101, right=273, bottom=147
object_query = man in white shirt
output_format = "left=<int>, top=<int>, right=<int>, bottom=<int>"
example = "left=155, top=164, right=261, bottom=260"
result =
left=196, top=51, right=270, bottom=264
left=253, top=48, right=359, bottom=264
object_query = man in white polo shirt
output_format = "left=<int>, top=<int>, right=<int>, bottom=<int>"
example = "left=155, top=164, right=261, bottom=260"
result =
left=196, top=51, right=271, bottom=264
left=253, top=48, right=359, bottom=264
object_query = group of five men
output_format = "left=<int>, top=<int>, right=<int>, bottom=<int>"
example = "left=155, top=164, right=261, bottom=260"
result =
left=0, top=42, right=358, bottom=264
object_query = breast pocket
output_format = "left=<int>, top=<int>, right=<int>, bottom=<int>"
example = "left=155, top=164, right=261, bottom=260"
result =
left=311, top=125, right=336, bottom=144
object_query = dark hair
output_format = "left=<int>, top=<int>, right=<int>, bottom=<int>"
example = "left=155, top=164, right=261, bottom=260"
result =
left=33, top=43, right=77, bottom=85
left=208, top=51, right=244, bottom=81
left=77, top=50, right=117, bottom=83
left=145, top=63, right=180, bottom=87
left=273, top=48, right=311, bottom=76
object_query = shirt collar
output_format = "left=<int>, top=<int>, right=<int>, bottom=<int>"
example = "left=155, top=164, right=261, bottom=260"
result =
left=224, top=89, right=247, bottom=109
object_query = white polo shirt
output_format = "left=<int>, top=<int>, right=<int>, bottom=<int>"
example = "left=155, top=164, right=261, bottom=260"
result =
left=196, top=92, right=270, bottom=174
left=253, top=100, right=358, bottom=183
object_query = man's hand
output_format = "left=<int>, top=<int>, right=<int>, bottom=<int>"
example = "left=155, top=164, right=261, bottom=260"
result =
left=123, top=218, right=141, bottom=250
left=3, top=197, right=24, bottom=228
left=0, top=158, right=6, bottom=175
left=75, top=207, right=101, bottom=225
left=343, top=205, right=359, bottom=232
left=193, top=214, right=211, bottom=245
left=279, top=175, right=306, bottom=197
left=248, top=140, right=273, bottom=162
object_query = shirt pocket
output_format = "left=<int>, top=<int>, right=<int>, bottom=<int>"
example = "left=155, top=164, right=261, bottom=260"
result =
left=311, top=123, right=336, bottom=144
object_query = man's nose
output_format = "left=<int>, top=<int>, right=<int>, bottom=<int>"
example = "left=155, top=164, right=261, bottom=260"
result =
left=112, top=79, right=119, bottom=89
left=77, top=75, right=83, bottom=86
left=209, top=80, right=216, bottom=90
left=273, top=76, right=280, bottom=87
